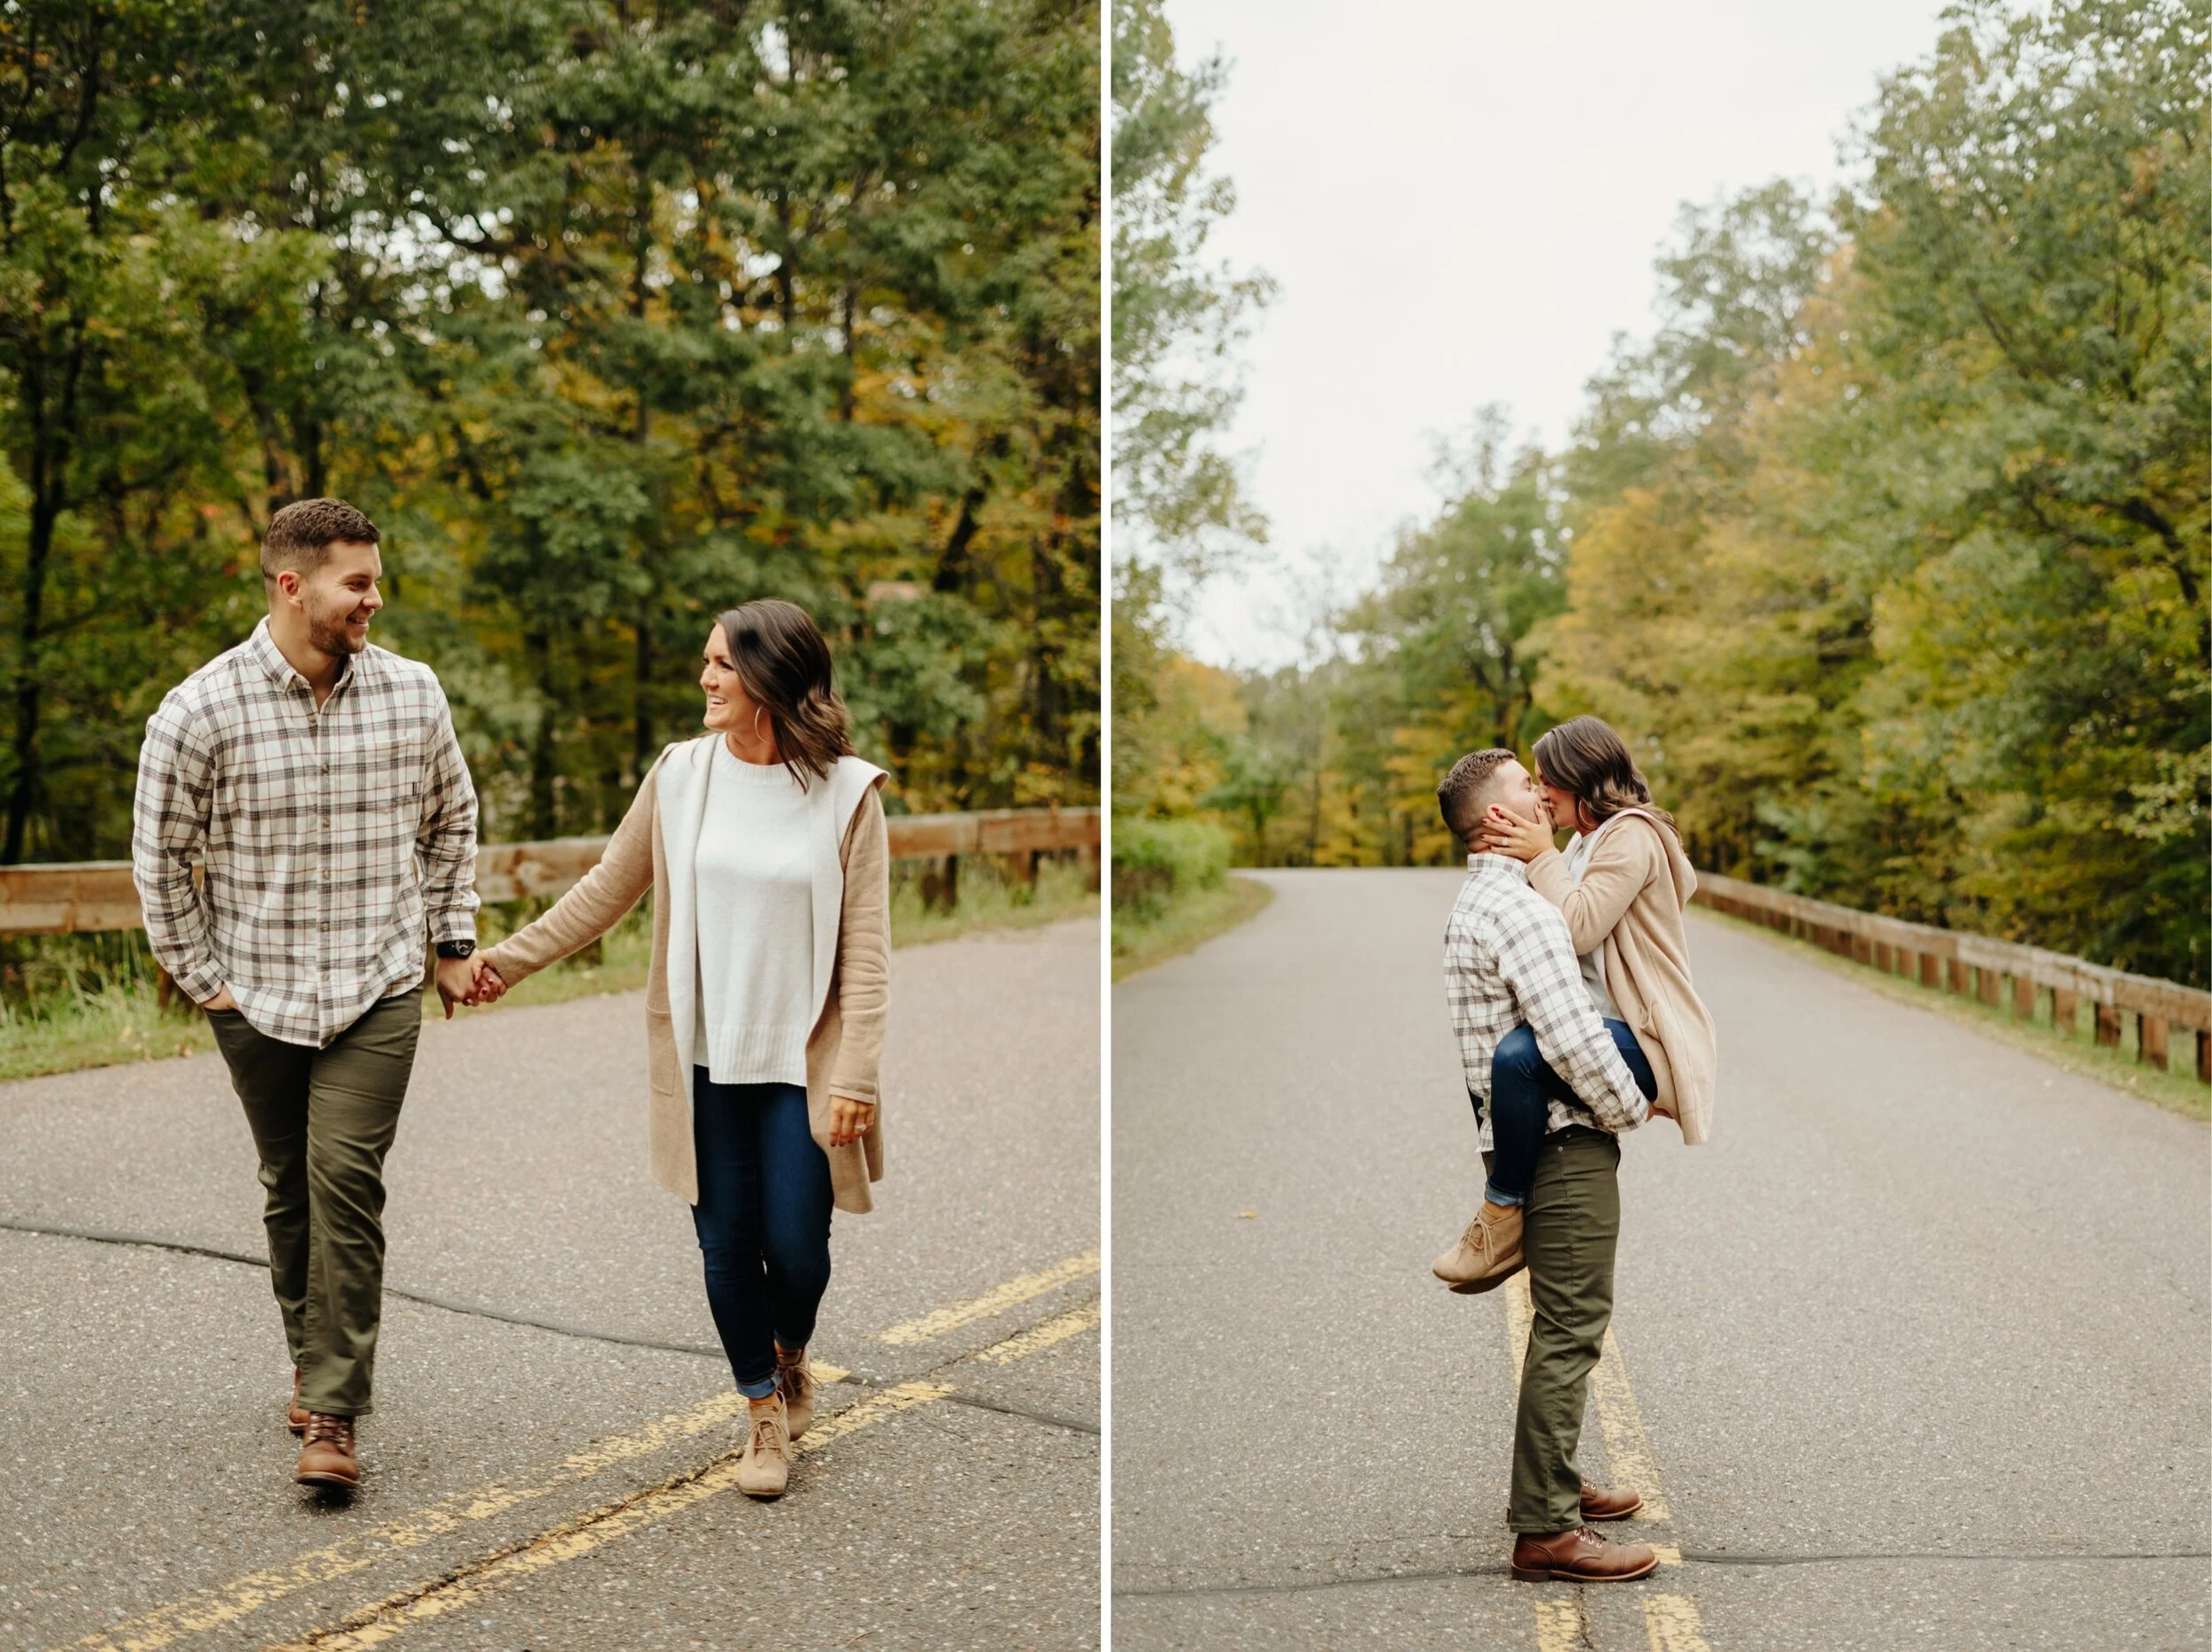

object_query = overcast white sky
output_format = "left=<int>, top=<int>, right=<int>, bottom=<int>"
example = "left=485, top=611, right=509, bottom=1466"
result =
left=1157, top=0, right=1958, bottom=667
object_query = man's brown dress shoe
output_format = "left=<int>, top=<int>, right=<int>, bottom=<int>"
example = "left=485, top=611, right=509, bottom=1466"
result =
left=1579, top=1483, right=1643, bottom=1521
left=287, top=1369, right=309, bottom=1436
left=296, top=1413, right=360, bottom=1490
left=1509, top=1525, right=1659, bottom=1583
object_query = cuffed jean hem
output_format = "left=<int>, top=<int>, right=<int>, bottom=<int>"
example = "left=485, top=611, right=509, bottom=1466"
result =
left=1482, top=1181, right=1525, bottom=1208
left=735, top=1372, right=780, bottom=1401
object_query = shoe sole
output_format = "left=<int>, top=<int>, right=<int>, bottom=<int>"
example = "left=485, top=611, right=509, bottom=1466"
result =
left=1444, top=1257, right=1526, bottom=1295
left=1509, top=1555, right=1659, bottom=1584
left=739, top=1481, right=787, bottom=1500
left=296, top=1469, right=360, bottom=1490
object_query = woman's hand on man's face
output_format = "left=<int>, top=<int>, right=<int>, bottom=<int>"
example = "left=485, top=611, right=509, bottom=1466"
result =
left=1476, top=803, right=1556, bottom=863
left=828, top=1095, right=876, bottom=1148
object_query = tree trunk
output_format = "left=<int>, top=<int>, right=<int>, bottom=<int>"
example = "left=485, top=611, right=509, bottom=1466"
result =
left=4, top=488, right=56, bottom=863
left=526, top=629, right=557, bottom=839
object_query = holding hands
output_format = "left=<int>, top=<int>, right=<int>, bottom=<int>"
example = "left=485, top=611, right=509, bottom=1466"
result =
left=1476, top=801, right=1559, bottom=863
left=434, top=953, right=508, bottom=1018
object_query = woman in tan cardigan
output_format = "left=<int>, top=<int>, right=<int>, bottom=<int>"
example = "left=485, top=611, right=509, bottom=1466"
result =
left=474, top=600, right=889, bottom=1502
left=1445, top=717, right=1718, bottom=1290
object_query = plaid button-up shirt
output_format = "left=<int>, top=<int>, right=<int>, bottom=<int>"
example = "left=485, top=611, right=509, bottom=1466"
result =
left=131, top=619, right=480, bottom=1049
left=1444, top=851, right=1647, bottom=1149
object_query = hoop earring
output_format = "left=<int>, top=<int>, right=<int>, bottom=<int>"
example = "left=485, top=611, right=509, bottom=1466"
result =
left=753, top=706, right=767, bottom=744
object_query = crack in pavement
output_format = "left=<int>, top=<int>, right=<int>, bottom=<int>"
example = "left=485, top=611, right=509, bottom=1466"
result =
left=1113, top=1548, right=2212, bottom=1600
left=0, top=1216, right=1102, bottom=1439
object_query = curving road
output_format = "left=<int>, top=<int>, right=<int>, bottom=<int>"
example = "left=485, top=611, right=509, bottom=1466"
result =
left=1111, top=869, right=2209, bottom=1651
left=0, top=916, right=1100, bottom=1652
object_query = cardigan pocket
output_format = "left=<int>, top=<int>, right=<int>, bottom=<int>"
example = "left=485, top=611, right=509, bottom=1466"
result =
left=644, top=1004, right=680, bottom=1103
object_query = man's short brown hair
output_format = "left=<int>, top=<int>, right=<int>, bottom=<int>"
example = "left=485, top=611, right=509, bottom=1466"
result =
left=1437, top=748, right=1517, bottom=841
left=261, top=497, right=380, bottom=583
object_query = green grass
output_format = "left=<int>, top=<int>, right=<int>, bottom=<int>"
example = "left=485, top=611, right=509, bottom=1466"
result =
left=1111, top=873, right=1273, bottom=982
left=0, top=857, right=1098, bottom=1086
left=1694, top=903, right=2211, bottom=1124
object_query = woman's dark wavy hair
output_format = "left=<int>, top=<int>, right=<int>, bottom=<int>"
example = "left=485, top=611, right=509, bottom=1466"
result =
left=714, top=599, right=855, bottom=789
left=1531, top=715, right=1676, bottom=834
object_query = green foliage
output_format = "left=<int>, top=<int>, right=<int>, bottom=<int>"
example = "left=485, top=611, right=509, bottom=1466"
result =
left=1110, top=813, right=1229, bottom=919
left=0, top=0, right=1099, bottom=866
left=1109, top=0, right=1271, bottom=571
left=1109, top=0, right=1271, bottom=875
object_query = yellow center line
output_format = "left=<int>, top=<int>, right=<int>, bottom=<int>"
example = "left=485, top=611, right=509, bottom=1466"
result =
left=964, top=1301, right=1099, bottom=1364
left=70, top=1264, right=1083, bottom=1652
left=1502, top=1272, right=1671, bottom=1522
left=1644, top=1594, right=1713, bottom=1651
left=877, top=1248, right=1100, bottom=1345
left=1590, top=1328, right=1672, bottom=1524
left=71, top=1394, right=756, bottom=1652
left=1532, top=1599, right=1586, bottom=1650
left=268, top=1301, right=1091, bottom=1652
left=1504, top=1272, right=1713, bottom=1652
left=265, top=1383, right=952, bottom=1652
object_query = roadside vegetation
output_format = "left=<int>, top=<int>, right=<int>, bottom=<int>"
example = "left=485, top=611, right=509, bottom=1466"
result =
left=1110, top=818, right=1270, bottom=980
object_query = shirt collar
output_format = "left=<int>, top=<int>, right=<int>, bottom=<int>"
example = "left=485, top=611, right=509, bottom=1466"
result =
left=1463, top=850, right=1530, bottom=885
left=247, top=616, right=359, bottom=695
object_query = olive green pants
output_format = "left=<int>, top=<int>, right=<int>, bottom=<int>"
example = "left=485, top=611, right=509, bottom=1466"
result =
left=207, top=992, right=421, bottom=1418
left=1502, top=1126, right=1624, bottom=1534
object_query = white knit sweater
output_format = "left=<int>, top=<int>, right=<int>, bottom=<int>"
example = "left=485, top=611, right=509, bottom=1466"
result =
left=690, top=741, right=815, bottom=1085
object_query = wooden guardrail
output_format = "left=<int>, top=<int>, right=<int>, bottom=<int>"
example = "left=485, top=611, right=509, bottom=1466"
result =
left=0, top=807, right=1102, bottom=934
left=1693, top=871, right=2212, bottom=1082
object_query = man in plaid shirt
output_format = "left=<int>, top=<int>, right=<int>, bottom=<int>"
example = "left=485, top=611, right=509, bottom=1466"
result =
left=132, top=497, right=490, bottom=1494
left=1429, top=748, right=1661, bottom=1586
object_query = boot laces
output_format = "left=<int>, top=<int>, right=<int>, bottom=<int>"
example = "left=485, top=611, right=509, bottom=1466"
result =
left=303, top=1413, right=352, bottom=1448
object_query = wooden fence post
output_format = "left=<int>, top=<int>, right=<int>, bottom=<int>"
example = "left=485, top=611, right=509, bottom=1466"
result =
left=2094, top=1003, right=2122, bottom=1049
left=2013, top=975, right=2037, bottom=1021
left=2198, top=1030, right=2211, bottom=1085
left=2052, top=988, right=2078, bottom=1039
left=1920, top=954, right=1941, bottom=989
left=2139, top=1015, right=2169, bottom=1071
left=1875, top=941, right=1891, bottom=972
left=1978, top=967, right=2001, bottom=1007
left=1947, top=959, right=1970, bottom=996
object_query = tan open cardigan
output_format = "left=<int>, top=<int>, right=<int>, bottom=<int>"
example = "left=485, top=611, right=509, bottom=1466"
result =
left=480, top=739, right=890, bottom=1212
left=1525, top=808, right=1719, bottom=1145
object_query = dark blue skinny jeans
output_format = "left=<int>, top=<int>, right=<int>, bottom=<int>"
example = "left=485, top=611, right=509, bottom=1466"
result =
left=689, top=1072, right=834, bottom=1399
left=1481, top=1021, right=1656, bottom=1208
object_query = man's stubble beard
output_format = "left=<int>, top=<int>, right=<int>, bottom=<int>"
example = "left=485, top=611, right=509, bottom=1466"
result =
left=307, top=605, right=369, bottom=657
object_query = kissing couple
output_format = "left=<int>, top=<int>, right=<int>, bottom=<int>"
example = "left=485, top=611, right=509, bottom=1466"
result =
left=1427, top=719, right=1718, bottom=1583
left=132, top=498, right=892, bottom=1501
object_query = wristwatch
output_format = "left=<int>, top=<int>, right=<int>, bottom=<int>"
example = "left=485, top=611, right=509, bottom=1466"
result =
left=436, top=939, right=477, bottom=960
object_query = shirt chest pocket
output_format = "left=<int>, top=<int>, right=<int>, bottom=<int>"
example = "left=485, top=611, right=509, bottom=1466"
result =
left=342, top=731, right=426, bottom=831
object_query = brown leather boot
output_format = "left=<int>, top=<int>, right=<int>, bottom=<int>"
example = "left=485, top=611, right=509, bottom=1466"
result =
left=775, top=1346, right=816, bottom=1441
left=296, top=1413, right=360, bottom=1490
left=1579, top=1483, right=1643, bottom=1521
left=1510, top=1525, right=1658, bottom=1583
left=287, top=1368, right=309, bottom=1436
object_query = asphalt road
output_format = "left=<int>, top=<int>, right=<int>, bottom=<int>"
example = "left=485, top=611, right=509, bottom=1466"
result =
left=1111, top=869, right=2210, bottom=1651
left=0, top=915, right=1100, bottom=1652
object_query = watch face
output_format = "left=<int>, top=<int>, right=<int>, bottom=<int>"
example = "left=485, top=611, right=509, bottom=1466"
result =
left=440, top=941, right=476, bottom=959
